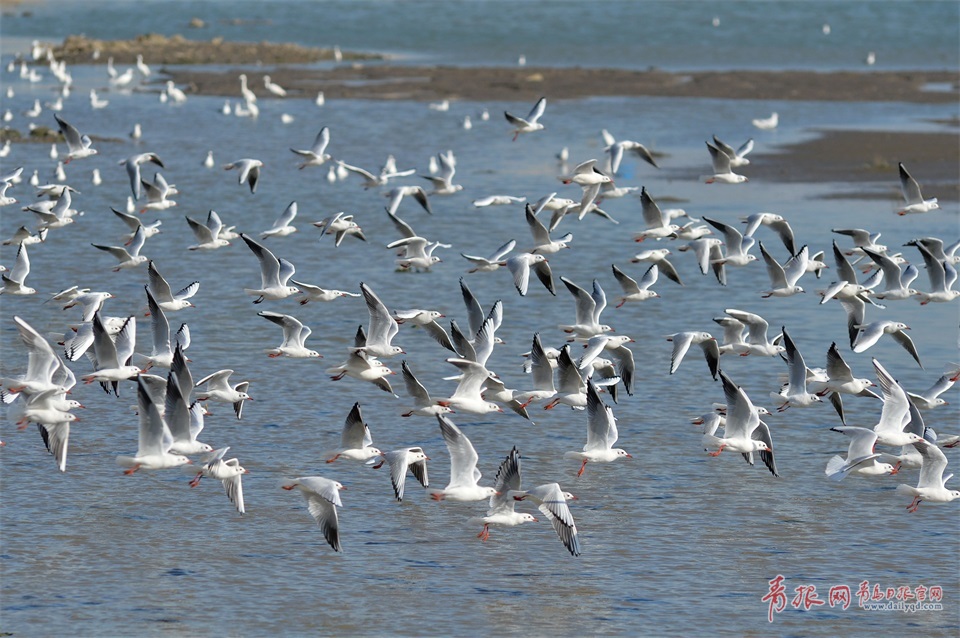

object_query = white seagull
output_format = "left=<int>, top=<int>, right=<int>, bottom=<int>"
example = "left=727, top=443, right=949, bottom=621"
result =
left=504, top=96, right=546, bottom=141
left=429, top=414, right=498, bottom=502
left=115, top=377, right=191, bottom=474
left=240, top=234, right=300, bottom=303
left=290, top=126, right=332, bottom=169
left=896, top=162, right=939, bottom=215
left=564, top=381, right=632, bottom=476
left=282, top=477, right=345, bottom=551
left=53, top=113, right=97, bottom=162
left=258, top=311, right=321, bottom=359
left=223, top=158, right=263, bottom=194
left=469, top=447, right=537, bottom=542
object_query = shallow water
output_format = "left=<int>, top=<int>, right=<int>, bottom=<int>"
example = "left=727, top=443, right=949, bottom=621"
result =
left=1, top=2, right=959, bottom=636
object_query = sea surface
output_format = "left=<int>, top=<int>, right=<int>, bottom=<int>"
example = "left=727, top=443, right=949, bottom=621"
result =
left=0, top=1, right=958, bottom=636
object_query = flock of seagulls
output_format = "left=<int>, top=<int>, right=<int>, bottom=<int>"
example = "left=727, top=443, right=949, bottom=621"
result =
left=1, top=43, right=958, bottom=561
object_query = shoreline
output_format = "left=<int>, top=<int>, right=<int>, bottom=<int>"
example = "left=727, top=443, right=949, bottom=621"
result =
left=162, top=66, right=959, bottom=105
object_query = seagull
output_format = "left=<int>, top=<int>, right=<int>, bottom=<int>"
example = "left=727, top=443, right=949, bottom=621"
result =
left=832, top=227, right=887, bottom=258
left=260, top=201, right=298, bottom=239
left=313, top=212, right=366, bottom=246
left=896, top=439, right=959, bottom=513
left=437, top=358, right=502, bottom=415
left=25, top=186, right=75, bottom=230
left=907, top=368, right=959, bottom=410
left=258, top=311, right=321, bottom=358
left=526, top=204, right=573, bottom=254
left=194, top=369, right=251, bottom=419
left=580, top=334, right=636, bottom=397
left=634, top=187, right=681, bottom=241
left=871, top=359, right=925, bottom=447
left=223, top=159, right=263, bottom=194
left=382, top=447, right=430, bottom=501
left=388, top=236, right=444, bottom=272
left=185, top=211, right=230, bottom=251
left=630, top=249, right=683, bottom=285
left=557, top=159, right=612, bottom=215
left=53, top=113, right=97, bottom=162
left=559, top=277, right=611, bottom=339
left=92, top=226, right=149, bottom=271
left=146, top=261, right=198, bottom=313
left=712, top=135, right=753, bottom=167
left=772, top=327, right=823, bottom=410
left=120, top=152, right=164, bottom=200
left=703, top=372, right=778, bottom=476
left=326, top=340, right=396, bottom=395
left=825, top=427, right=900, bottom=480
left=704, top=217, right=757, bottom=268
left=112, top=208, right=161, bottom=243
left=611, top=263, right=660, bottom=306
left=741, top=212, right=795, bottom=255
left=324, top=402, right=383, bottom=463
left=2, top=225, right=47, bottom=246
left=140, top=172, right=178, bottom=212
left=759, top=242, right=807, bottom=297
left=163, top=81, right=187, bottom=104
left=139, top=287, right=190, bottom=370
left=473, top=195, right=525, bottom=207
left=188, top=447, right=247, bottom=515
left=469, top=448, right=537, bottom=542
left=666, top=331, right=720, bottom=380
left=0, top=243, right=36, bottom=295
left=504, top=96, right=546, bottom=140
left=385, top=185, right=432, bottom=215
left=420, top=150, right=462, bottom=195
left=751, top=112, right=778, bottom=130
left=115, top=377, right=191, bottom=474
left=602, top=131, right=659, bottom=174
left=263, top=75, right=287, bottom=96
left=291, top=280, right=360, bottom=305
left=564, top=381, right=632, bottom=476
left=912, top=242, right=960, bottom=304
left=703, top=142, right=747, bottom=184
left=461, top=238, right=516, bottom=273
left=813, top=342, right=880, bottom=424
left=163, top=372, right=212, bottom=456
left=857, top=247, right=918, bottom=302
left=290, top=126, right=332, bottom=169
left=897, top=162, right=939, bottom=215
left=544, top=346, right=588, bottom=410
left=81, top=313, right=142, bottom=395
left=510, top=483, right=581, bottom=556
left=392, top=309, right=455, bottom=352
left=429, top=414, right=498, bottom=501
left=853, top=321, right=921, bottom=367
left=355, top=282, right=404, bottom=357
left=400, top=360, right=453, bottom=417
left=337, top=160, right=415, bottom=189
left=723, top=308, right=783, bottom=356
left=240, top=234, right=300, bottom=303
left=506, top=252, right=555, bottom=296
left=281, top=477, right=344, bottom=551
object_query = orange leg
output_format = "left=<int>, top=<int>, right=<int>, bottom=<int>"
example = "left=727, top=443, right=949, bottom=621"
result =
left=123, top=464, right=141, bottom=475
left=708, top=445, right=726, bottom=457
left=576, top=459, right=588, bottom=477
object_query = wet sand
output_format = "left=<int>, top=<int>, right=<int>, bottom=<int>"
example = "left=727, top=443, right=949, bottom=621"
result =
left=161, top=65, right=959, bottom=105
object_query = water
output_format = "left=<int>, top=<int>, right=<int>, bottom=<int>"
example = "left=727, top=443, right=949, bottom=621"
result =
left=1, top=2, right=958, bottom=636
